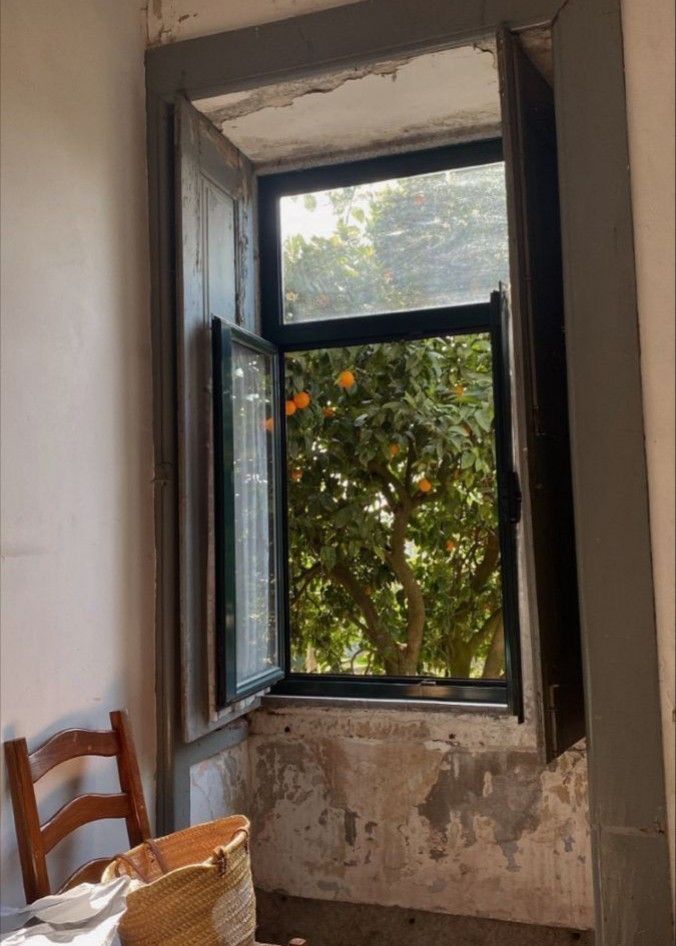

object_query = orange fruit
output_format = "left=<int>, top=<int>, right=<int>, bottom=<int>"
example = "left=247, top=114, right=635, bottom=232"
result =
left=285, top=400, right=297, bottom=416
left=290, top=468, right=303, bottom=482
left=418, top=477, right=433, bottom=493
left=454, top=383, right=466, bottom=398
left=446, top=539, right=456, bottom=552
left=323, top=406, right=336, bottom=418
left=389, top=443, right=400, bottom=457
left=263, top=417, right=274, bottom=432
left=294, top=391, right=311, bottom=409
left=337, top=369, right=356, bottom=389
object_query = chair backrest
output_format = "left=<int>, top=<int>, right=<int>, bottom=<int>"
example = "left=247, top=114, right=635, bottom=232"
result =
left=4, top=709, right=150, bottom=903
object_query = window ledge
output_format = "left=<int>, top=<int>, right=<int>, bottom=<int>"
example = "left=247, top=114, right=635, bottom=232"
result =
left=261, top=693, right=511, bottom=716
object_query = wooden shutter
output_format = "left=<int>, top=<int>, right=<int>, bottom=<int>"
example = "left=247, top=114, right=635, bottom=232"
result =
left=498, top=29, right=585, bottom=760
left=175, top=97, right=257, bottom=740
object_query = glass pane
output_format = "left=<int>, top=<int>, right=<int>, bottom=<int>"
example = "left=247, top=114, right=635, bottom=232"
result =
left=280, top=162, right=508, bottom=322
left=285, top=333, right=504, bottom=680
left=232, top=340, right=278, bottom=687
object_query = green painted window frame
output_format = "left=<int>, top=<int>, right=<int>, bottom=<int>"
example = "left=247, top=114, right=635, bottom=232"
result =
left=212, top=318, right=286, bottom=707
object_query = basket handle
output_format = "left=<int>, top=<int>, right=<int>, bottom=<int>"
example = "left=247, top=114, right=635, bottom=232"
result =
left=110, top=838, right=171, bottom=882
left=112, top=852, right=151, bottom=883
left=145, top=838, right=171, bottom=874
left=212, top=827, right=250, bottom=876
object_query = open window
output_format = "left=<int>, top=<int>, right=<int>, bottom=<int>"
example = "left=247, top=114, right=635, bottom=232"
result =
left=254, top=144, right=523, bottom=714
left=212, top=321, right=285, bottom=708
left=175, top=27, right=584, bottom=759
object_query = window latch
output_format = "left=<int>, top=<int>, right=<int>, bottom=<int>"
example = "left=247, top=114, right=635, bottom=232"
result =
left=419, top=678, right=439, bottom=687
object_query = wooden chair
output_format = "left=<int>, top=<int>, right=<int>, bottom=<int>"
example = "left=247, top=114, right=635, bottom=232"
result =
left=5, top=710, right=308, bottom=944
left=4, top=709, right=150, bottom=903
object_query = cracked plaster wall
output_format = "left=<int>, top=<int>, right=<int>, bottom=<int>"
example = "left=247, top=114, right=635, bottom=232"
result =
left=191, top=707, right=593, bottom=929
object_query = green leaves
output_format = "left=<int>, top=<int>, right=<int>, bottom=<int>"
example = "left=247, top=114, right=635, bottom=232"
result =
left=281, top=164, right=509, bottom=322
left=284, top=332, right=503, bottom=679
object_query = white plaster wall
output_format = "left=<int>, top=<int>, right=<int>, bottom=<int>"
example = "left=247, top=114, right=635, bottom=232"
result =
left=0, top=0, right=155, bottom=905
left=621, top=0, right=676, bottom=900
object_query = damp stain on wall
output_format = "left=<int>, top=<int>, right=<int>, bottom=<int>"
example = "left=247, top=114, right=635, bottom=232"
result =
left=194, top=704, right=593, bottom=929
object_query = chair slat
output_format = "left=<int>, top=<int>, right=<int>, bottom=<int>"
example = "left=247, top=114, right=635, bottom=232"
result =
left=59, top=857, right=113, bottom=891
left=110, top=711, right=150, bottom=844
left=4, top=738, right=49, bottom=902
left=29, top=729, right=120, bottom=782
left=42, top=793, right=132, bottom=854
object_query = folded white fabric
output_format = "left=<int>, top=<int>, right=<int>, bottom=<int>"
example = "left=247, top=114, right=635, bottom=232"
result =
left=0, top=877, right=138, bottom=945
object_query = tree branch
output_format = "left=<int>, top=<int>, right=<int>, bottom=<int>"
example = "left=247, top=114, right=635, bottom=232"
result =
left=384, top=503, right=426, bottom=674
left=481, top=610, right=505, bottom=679
left=368, top=461, right=408, bottom=506
left=330, top=562, right=402, bottom=674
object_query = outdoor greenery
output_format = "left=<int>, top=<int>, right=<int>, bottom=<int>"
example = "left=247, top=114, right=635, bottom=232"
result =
left=282, top=166, right=508, bottom=679
left=282, top=162, right=509, bottom=320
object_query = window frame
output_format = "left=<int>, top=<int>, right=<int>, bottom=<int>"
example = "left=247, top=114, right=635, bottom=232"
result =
left=212, top=318, right=287, bottom=707
left=259, top=138, right=504, bottom=346
left=257, top=142, right=523, bottom=715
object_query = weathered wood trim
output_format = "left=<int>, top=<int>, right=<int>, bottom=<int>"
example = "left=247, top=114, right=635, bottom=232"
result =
left=553, top=0, right=673, bottom=941
left=145, top=0, right=561, bottom=99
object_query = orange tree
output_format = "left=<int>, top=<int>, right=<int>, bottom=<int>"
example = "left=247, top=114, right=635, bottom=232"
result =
left=282, top=169, right=507, bottom=678
left=285, top=336, right=504, bottom=678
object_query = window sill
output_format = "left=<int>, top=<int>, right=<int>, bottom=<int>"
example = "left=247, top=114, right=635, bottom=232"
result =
left=261, top=693, right=510, bottom=716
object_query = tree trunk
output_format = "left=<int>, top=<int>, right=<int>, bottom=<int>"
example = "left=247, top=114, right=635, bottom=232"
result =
left=386, top=502, right=425, bottom=675
left=482, top=611, right=505, bottom=679
left=330, top=563, right=403, bottom=674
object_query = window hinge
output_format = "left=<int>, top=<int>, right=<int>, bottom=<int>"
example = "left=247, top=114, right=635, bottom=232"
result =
left=509, top=470, right=522, bottom=524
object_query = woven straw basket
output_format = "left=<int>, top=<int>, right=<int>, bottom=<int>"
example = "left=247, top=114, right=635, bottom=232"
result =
left=102, top=815, right=255, bottom=946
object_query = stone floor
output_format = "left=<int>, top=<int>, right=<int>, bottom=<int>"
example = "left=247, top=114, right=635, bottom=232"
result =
left=255, top=890, right=594, bottom=946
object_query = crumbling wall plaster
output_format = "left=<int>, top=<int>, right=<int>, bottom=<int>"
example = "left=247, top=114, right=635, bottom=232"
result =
left=190, top=739, right=250, bottom=824
left=191, top=705, right=592, bottom=929
left=246, top=706, right=592, bottom=930
left=193, top=45, right=502, bottom=169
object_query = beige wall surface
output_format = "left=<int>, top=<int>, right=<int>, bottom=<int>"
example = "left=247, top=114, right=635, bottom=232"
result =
left=621, top=0, right=675, bottom=899
left=0, top=0, right=155, bottom=904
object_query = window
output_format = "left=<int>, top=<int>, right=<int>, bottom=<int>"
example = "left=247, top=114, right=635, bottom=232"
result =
left=212, top=323, right=285, bottom=706
left=214, top=140, right=522, bottom=711
left=169, top=23, right=586, bottom=782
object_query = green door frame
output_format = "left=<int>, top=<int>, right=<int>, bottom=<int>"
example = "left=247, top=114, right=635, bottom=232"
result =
left=145, top=2, right=674, bottom=942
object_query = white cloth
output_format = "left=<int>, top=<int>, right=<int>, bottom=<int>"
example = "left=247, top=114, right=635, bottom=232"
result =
left=0, top=878, right=139, bottom=945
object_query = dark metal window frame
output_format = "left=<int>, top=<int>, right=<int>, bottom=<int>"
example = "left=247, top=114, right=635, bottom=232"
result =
left=256, top=141, right=523, bottom=713
left=212, top=319, right=286, bottom=706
